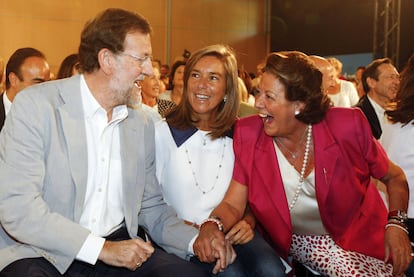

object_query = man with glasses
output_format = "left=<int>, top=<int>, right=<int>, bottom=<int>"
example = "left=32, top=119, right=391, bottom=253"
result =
left=0, top=47, right=50, bottom=131
left=355, top=57, right=400, bottom=140
left=0, top=8, right=227, bottom=277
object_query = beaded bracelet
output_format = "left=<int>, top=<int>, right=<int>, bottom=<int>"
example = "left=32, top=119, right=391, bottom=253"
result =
left=388, top=218, right=408, bottom=227
left=199, top=217, right=224, bottom=232
left=388, top=216, right=408, bottom=224
left=385, top=223, right=409, bottom=234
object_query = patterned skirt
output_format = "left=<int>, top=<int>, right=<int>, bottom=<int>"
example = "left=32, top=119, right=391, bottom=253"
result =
left=289, top=234, right=394, bottom=277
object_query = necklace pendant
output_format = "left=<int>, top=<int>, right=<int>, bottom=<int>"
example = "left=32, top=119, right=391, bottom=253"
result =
left=292, top=153, right=297, bottom=159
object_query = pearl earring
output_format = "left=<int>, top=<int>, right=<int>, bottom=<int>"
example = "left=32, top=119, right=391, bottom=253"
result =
left=223, top=95, right=227, bottom=103
left=294, top=110, right=300, bottom=115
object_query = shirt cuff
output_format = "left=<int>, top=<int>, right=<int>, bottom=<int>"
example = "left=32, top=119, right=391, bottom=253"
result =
left=188, top=234, right=197, bottom=255
left=76, top=233, right=105, bottom=264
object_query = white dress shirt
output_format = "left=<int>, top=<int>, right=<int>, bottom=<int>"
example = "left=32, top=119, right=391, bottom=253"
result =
left=3, top=91, right=12, bottom=115
left=76, top=75, right=128, bottom=264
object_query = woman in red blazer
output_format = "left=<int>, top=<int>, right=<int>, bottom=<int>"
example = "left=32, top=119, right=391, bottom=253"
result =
left=194, top=51, right=411, bottom=276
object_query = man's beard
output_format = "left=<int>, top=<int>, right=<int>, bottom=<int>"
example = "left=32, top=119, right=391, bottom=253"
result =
left=127, top=81, right=142, bottom=109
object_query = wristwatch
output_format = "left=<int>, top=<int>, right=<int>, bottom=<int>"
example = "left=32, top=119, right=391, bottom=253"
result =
left=388, top=210, right=408, bottom=222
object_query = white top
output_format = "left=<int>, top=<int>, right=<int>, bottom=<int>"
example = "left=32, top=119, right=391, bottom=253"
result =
left=328, top=79, right=359, bottom=107
left=155, top=120, right=234, bottom=224
left=381, top=120, right=414, bottom=218
left=274, top=141, right=327, bottom=235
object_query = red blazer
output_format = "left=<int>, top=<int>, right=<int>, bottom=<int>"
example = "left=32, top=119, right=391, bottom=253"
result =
left=233, top=107, right=389, bottom=260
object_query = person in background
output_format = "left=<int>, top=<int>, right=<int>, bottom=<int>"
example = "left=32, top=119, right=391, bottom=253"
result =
left=159, top=60, right=186, bottom=105
left=57, top=53, right=80, bottom=79
left=382, top=52, right=414, bottom=277
left=0, top=57, right=4, bottom=92
left=326, top=57, right=359, bottom=107
left=0, top=8, right=218, bottom=276
left=250, top=60, right=264, bottom=90
left=151, top=59, right=166, bottom=93
left=326, top=57, right=345, bottom=80
left=0, top=47, right=50, bottom=130
left=155, top=44, right=285, bottom=276
left=238, top=77, right=258, bottom=118
left=354, top=66, right=366, bottom=98
left=193, top=51, right=411, bottom=276
left=160, top=63, right=170, bottom=90
left=140, top=66, right=175, bottom=118
left=309, top=55, right=336, bottom=97
left=238, top=68, right=255, bottom=106
left=356, top=58, right=400, bottom=140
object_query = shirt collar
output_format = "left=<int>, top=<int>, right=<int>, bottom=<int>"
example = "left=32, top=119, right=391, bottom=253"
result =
left=80, top=74, right=128, bottom=122
left=3, top=91, right=12, bottom=115
left=367, top=94, right=385, bottom=114
left=168, top=124, right=234, bottom=147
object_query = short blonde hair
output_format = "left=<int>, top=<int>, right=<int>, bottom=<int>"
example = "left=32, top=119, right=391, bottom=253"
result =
left=327, top=57, right=343, bottom=76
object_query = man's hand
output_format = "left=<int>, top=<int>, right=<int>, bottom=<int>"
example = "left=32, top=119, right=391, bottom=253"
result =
left=194, top=222, right=236, bottom=273
left=98, top=239, right=154, bottom=271
left=211, top=239, right=237, bottom=274
left=225, top=219, right=254, bottom=245
left=384, top=226, right=412, bottom=276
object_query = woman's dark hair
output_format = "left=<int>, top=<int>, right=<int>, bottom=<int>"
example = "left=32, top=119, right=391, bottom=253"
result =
left=78, top=8, right=152, bottom=73
left=57, top=54, right=79, bottom=79
left=263, top=51, right=330, bottom=124
left=166, top=44, right=240, bottom=139
left=166, top=60, right=186, bottom=90
left=386, top=53, right=414, bottom=125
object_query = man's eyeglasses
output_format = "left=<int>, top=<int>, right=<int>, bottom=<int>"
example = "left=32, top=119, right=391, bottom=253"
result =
left=120, top=52, right=153, bottom=66
left=381, top=73, right=400, bottom=81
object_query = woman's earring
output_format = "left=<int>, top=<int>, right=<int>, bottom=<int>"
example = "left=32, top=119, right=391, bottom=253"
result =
left=294, top=110, right=300, bottom=115
left=223, top=95, right=227, bottom=103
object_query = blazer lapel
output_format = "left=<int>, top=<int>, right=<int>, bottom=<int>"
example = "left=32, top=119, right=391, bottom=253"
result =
left=0, top=96, right=5, bottom=131
left=255, top=132, right=291, bottom=228
left=57, top=76, right=88, bottom=221
left=359, top=95, right=382, bottom=139
left=312, top=120, right=340, bottom=209
left=119, top=109, right=141, bottom=230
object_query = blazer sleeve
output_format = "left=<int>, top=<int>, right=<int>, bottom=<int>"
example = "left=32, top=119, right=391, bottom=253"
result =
left=0, top=88, right=90, bottom=273
left=138, top=118, right=198, bottom=260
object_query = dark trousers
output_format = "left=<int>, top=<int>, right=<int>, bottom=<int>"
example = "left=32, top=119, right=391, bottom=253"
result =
left=406, top=219, right=414, bottom=277
left=1, top=227, right=208, bottom=277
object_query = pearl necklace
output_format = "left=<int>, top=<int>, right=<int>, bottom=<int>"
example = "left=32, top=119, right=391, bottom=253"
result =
left=288, top=124, right=312, bottom=210
left=184, top=135, right=226, bottom=194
